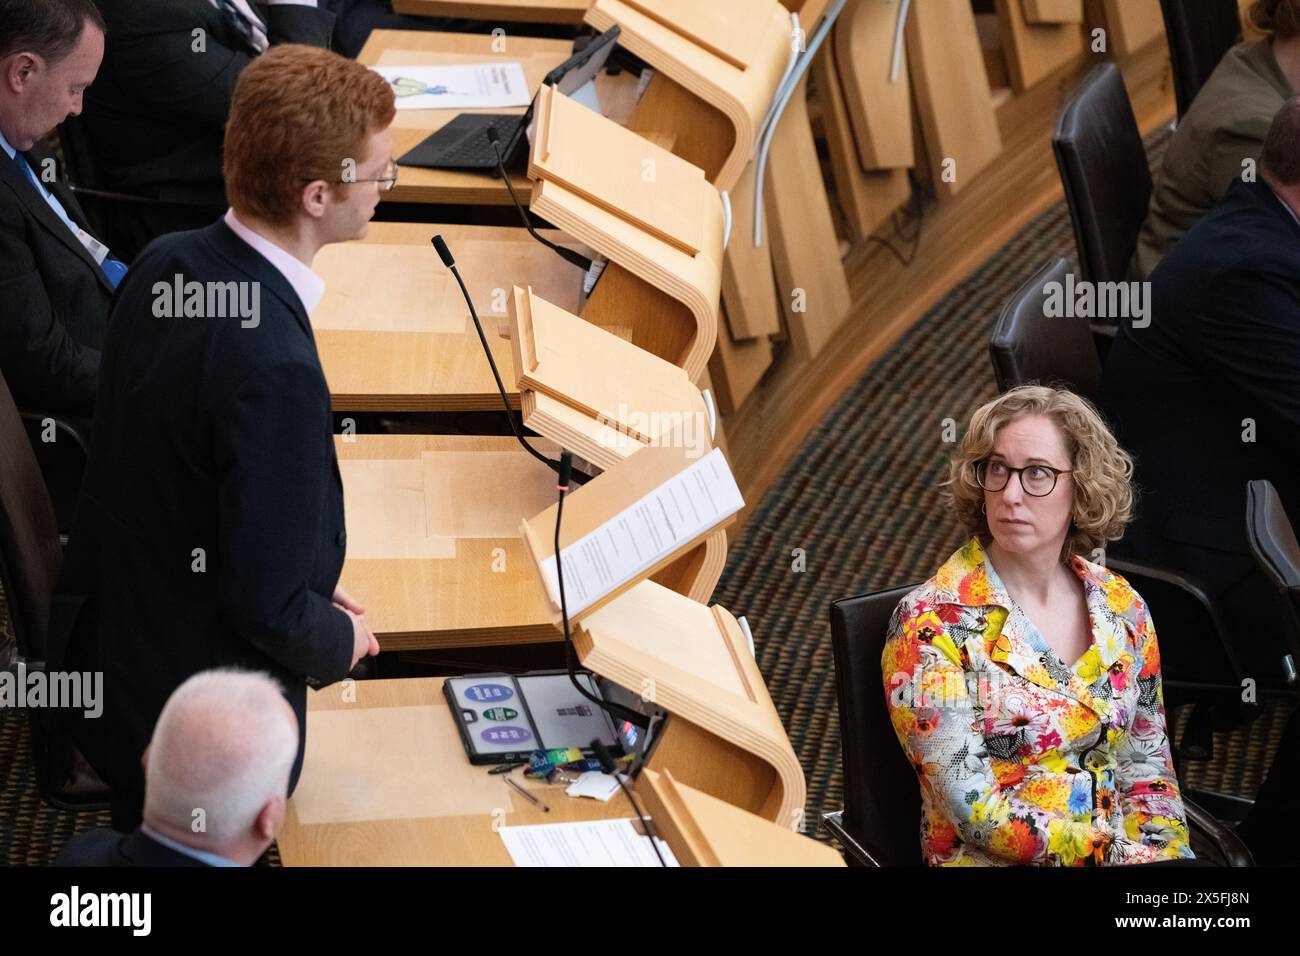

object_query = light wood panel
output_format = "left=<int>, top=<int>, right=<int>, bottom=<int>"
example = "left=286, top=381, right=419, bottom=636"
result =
left=906, top=0, right=1003, bottom=199
left=764, top=76, right=852, bottom=362
left=834, top=0, right=914, bottom=170
left=312, top=223, right=585, bottom=412
left=1024, top=0, right=1083, bottom=23
left=707, top=304, right=775, bottom=416
left=720, top=161, right=782, bottom=340
left=576, top=581, right=806, bottom=824
left=994, top=0, right=1085, bottom=93
left=392, top=0, right=592, bottom=23
left=638, top=769, right=844, bottom=866
left=585, top=0, right=793, bottom=191
left=337, top=435, right=725, bottom=649
left=279, top=678, right=634, bottom=866
left=1102, top=0, right=1165, bottom=56
left=814, top=30, right=912, bottom=242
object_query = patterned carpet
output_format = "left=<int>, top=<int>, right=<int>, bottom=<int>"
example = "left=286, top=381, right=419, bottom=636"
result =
left=2, top=129, right=1292, bottom=865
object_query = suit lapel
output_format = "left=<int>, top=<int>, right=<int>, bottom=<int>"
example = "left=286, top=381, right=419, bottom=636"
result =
left=202, top=218, right=315, bottom=341
left=1, top=145, right=113, bottom=292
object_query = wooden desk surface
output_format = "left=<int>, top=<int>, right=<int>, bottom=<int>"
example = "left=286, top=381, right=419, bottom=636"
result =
left=393, top=0, right=591, bottom=24
left=278, top=677, right=630, bottom=866
left=360, top=30, right=640, bottom=206
left=337, top=434, right=565, bottom=650
left=314, top=221, right=587, bottom=412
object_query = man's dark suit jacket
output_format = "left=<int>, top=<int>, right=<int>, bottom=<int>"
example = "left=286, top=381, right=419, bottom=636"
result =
left=0, top=142, right=115, bottom=413
left=1100, top=177, right=1300, bottom=673
left=82, top=0, right=334, bottom=249
left=54, top=828, right=211, bottom=867
left=50, top=218, right=354, bottom=829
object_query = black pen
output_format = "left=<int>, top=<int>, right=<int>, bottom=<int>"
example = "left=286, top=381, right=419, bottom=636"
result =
left=505, top=777, right=551, bottom=812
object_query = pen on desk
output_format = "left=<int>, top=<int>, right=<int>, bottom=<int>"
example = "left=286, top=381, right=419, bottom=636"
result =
left=489, top=762, right=524, bottom=775
left=505, top=777, right=550, bottom=812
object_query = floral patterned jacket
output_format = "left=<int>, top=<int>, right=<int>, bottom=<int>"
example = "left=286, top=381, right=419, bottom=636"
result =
left=881, top=537, right=1193, bottom=866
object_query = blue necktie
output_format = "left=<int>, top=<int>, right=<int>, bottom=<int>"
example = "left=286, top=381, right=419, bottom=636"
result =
left=14, top=150, right=127, bottom=290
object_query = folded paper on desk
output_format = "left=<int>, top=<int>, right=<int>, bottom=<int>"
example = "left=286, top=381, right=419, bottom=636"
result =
left=373, top=64, right=530, bottom=110
left=537, top=448, right=743, bottom=616
left=500, top=818, right=679, bottom=867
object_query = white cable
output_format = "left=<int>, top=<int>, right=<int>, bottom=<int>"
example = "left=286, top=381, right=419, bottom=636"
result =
left=890, top=0, right=912, bottom=84
left=702, top=388, right=717, bottom=442
left=720, top=190, right=732, bottom=249
left=755, top=10, right=803, bottom=158
left=737, top=615, right=756, bottom=657
left=752, top=0, right=849, bottom=246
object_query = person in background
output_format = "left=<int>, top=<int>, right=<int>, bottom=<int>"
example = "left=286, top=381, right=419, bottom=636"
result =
left=1133, top=0, right=1299, bottom=277
left=81, top=0, right=336, bottom=257
left=50, top=44, right=387, bottom=831
left=883, top=387, right=1192, bottom=866
left=55, top=670, right=300, bottom=867
left=0, top=0, right=120, bottom=413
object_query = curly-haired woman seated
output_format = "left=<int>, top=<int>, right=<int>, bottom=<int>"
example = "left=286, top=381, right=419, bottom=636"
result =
left=882, top=386, right=1193, bottom=866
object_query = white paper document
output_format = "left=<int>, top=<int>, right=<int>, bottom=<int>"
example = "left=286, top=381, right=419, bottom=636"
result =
left=372, top=63, right=530, bottom=110
left=538, top=448, right=744, bottom=615
left=500, top=818, right=680, bottom=867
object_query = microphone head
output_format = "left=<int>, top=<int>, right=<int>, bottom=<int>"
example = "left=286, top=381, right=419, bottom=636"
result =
left=486, top=126, right=501, bottom=145
left=558, top=450, right=573, bottom=491
left=430, top=235, right=455, bottom=269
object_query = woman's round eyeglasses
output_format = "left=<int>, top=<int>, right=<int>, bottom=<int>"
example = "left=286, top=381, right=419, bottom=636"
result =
left=975, top=459, right=1071, bottom=498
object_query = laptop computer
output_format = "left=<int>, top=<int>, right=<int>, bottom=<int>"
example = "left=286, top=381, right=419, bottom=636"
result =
left=398, top=26, right=621, bottom=172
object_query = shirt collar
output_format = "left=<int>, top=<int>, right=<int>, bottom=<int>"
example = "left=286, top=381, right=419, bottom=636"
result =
left=139, top=823, right=242, bottom=867
left=929, top=536, right=1141, bottom=668
left=0, top=129, right=17, bottom=161
left=223, top=208, right=325, bottom=315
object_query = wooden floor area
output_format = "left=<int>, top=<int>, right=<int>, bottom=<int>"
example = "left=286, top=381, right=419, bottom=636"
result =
left=724, top=38, right=1176, bottom=536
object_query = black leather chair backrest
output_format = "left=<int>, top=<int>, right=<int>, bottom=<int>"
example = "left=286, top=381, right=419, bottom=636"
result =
left=1160, top=0, right=1243, bottom=119
left=1053, top=64, right=1153, bottom=285
left=989, top=257, right=1100, bottom=402
left=0, top=370, right=61, bottom=662
left=829, top=584, right=924, bottom=867
left=1246, top=479, right=1300, bottom=663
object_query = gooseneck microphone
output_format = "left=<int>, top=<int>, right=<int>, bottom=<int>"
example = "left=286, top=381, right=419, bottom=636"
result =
left=487, top=127, right=592, bottom=273
left=591, top=736, right=667, bottom=867
left=430, top=235, right=586, bottom=485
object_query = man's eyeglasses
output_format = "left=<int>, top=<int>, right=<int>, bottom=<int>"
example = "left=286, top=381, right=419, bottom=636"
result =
left=974, top=459, right=1071, bottom=498
left=305, top=158, right=399, bottom=192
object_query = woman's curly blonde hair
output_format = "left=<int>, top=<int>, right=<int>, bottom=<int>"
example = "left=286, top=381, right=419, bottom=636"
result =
left=944, top=386, right=1134, bottom=561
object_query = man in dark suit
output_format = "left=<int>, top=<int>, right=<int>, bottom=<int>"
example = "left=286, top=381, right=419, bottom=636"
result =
left=1101, top=96, right=1300, bottom=686
left=0, top=0, right=122, bottom=414
left=56, top=670, right=299, bottom=867
left=51, top=44, right=389, bottom=830
left=1103, top=97, right=1300, bottom=868
left=82, top=0, right=336, bottom=257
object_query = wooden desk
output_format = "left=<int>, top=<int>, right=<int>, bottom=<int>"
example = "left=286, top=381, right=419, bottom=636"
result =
left=278, top=677, right=840, bottom=866
left=393, top=0, right=591, bottom=23
left=278, top=677, right=631, bottom=865
left=337, top=435, right=727, bottom=650
left=314, top=222, right=587, bottom=412
left=360, top=30, right=638, bottom=205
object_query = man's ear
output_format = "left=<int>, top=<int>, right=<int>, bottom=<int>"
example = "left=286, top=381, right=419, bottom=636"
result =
left=3, top=53, right=39, bottom=94
left=141, top=744, right=151, bottom=772
left=300, top=180, right=330, bottom=220
left=254, top=795, right=286, bottom=841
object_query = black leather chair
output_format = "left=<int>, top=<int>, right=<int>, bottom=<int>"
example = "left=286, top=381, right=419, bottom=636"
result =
left=823, top=586, right=1254, bottom=866
left=1053, top=64, right=1152, bottom=289
left=57, top=116, right=225, bottom=262
left=988, top=264, right=1248, bottom=705
left=990, top=257, right=1101, bottom=400
left=1245, top=480, right=1300, bottom=686
left=0, top=369, right=108, bottom=809
left=1160, top=0, right=1243, bottom=120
